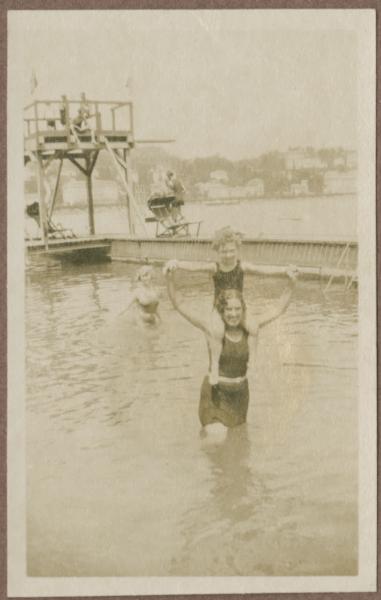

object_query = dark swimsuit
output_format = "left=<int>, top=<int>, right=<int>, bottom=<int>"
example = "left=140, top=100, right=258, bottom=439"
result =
left=212, top=260, right=244, bottom=304
left=137, top=300, right=159, bottom=325
left=139, top=300, right=159, bottom=314
left=199, top=331, right=250, bottom=428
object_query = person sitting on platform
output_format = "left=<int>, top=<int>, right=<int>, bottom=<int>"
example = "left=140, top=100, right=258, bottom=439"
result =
left=72, top=93, right=96, bottom=143
left=59, top=96, right=68, bottom=127
left=44, top=102, right=56, bottom=130
left=165, top=171, right=185, bottom=223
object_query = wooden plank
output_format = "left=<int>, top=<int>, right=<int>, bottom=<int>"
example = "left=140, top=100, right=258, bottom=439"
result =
left=46, top=243, right=110, bottom=254
left=109, top=237, right=358, bottom=274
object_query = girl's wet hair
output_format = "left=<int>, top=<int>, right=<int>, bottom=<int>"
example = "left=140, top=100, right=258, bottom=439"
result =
left=135, top=265, right=153, bottom=282
left=215, top=288, right=246, bottom=321
left=211, top=226, right=243, bottom=251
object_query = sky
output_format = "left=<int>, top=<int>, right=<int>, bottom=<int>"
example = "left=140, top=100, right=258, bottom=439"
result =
left=13, top=10, right=358, bottom=160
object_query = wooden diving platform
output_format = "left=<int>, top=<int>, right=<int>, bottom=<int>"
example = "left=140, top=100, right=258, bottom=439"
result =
left=24, top=97, right=135, bottom=153
left=24, top=130, right=134, bottom=153
left=26, top=236, right=112, bottom=262
left=23, top=95, right=171, bottom=248
left=24, top=96, right=144, bottom=245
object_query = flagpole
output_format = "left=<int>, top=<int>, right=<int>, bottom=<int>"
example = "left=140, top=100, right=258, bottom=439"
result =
left=30, top=69, right=38, bottom=96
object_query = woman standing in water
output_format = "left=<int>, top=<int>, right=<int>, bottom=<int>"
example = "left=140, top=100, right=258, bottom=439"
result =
left=166, top=267, right=298, bottom=428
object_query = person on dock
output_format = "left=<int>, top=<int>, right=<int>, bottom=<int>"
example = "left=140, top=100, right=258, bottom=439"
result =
left=163, top=226, right=286, bottom=384
left=165, top=266, right=298, bottom=429
left=165, top=171, right=185, bottom=223
left=44, top=102, right=56, bottom=130
left=120, top=265, right=161, bottom=327
left=149, top=167, right=168, bottom=197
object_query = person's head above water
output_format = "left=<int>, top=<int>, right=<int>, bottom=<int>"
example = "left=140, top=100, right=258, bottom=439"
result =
left=212, top=227, right=243, bottom=267
left=212, top=226, right=242, bottom=251
left=136, top=265, right=153, bottom=284
left=215, top=289, right=246, bottom=328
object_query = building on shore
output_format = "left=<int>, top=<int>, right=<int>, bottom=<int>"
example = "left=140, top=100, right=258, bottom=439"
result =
left=290, top=179, right=310, bottom=197
left=346, top=150, right=357, bottom=170
left=285, top=149, right=326, bottom=171
left=210, top=170, right=228, bottom=182
left=195, top=181, right=228, bottom=199
left=323, top=170, right=357, bottom=195
left=245, top=178, right=265, bottom=197
left=196, top=177, right=264, bottom=200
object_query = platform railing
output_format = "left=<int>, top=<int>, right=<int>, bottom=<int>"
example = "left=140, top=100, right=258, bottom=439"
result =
left=24, top=97, right=134, bottom=144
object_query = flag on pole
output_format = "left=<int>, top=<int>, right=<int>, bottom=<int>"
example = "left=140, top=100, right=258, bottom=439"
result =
left=125, top=76, right=133, bottom=96
left=30, top=70, right=38, bottom=95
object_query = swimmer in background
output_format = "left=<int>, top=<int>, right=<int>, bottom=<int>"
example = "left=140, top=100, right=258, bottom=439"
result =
left=163, top=226, right=285, bottom=384
left=166, top=266, right=299, bottom=429
left=120, top=265, right=161, bottom=326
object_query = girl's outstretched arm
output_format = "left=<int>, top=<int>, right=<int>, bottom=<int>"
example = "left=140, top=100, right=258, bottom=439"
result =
left=242, top=261, right=289, bottom=277
left=257, top=267, right=299, bottom=330
left=163, top=259, right=216, bottom=274
left=166, top=272, right=210, bottom=334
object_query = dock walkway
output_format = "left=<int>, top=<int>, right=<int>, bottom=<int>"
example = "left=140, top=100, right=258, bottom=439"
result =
left=26, top=234, right=357, bottom=281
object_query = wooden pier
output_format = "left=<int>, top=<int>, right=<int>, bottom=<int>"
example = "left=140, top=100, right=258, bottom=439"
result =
left=24, top=95, right=358, bottom=284
left=110, top=236, right=357, bottom=279
left=25, top=234, right=356, bottom=280
left=26, top=236, right=112, bottom=262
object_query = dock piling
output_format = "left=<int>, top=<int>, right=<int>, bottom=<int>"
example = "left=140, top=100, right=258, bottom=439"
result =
left=36, top=154, right=48, bottom=250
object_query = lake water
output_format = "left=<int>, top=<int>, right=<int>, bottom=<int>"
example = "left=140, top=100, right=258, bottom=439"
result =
left=25, top=194, right=357, bottom=241
left=26, top=260, right=358, bottom=576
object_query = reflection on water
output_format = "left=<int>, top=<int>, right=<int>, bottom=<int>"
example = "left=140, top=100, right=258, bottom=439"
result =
left=26, top=261, right=358, bottom=576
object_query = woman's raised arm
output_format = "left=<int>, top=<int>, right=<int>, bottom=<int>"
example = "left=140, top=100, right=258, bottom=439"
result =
left=166, top=272, right=210, bottom=334
left=257, top=266, right=298, bottom=330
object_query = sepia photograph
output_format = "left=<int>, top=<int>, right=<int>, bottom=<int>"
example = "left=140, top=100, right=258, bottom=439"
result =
left=7, top=8, right=376, bottom=596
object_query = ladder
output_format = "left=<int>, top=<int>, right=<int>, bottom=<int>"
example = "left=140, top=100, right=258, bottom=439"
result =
left=102, top=136, right=148, bottom=235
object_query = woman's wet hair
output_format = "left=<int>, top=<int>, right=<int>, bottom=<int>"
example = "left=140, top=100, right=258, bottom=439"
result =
left=211, top=226, right=243, bottom=251
left=135, top=265, right=153, bottom=282
left=215, top=288, right=246, bottom=322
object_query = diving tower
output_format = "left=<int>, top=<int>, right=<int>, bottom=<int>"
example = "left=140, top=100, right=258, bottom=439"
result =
left=24, top=94, right=171, bottom=250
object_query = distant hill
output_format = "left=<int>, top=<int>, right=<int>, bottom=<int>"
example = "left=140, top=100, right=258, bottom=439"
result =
left=26, top=145, right=356, bottom=203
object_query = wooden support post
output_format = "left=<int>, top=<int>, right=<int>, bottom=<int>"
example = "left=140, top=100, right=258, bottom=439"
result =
left=123, top=148, right=135, bottom=235
left=101, top=135, right=147, bottom=235
left=85, top=153, right=95, bottom=235
left=129, top=103, right=134, bottom=141
left=49, top=157, right=63, bottom=219
left=36, top=154, right=48, bottom=250
left=95, top=102, right=101, bottom=140
left=324, top=243, right=350, bottom=294
left=62, top=95, right=71, bottom=145
left=33, top=102, right=39, bottom=142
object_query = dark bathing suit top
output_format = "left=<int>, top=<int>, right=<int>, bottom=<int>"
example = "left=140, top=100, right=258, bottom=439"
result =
left=218, top=330, right=249, bottom=378
left=213, top=260, right=244, bottom=304
left=139, top=300, right=159, bottom=314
